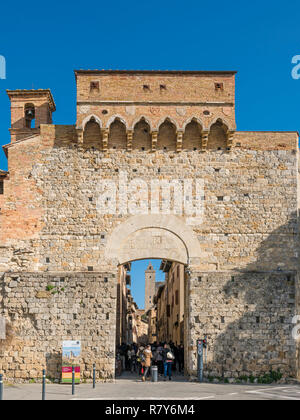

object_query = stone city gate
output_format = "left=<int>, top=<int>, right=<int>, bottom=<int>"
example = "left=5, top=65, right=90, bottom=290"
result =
left=105, top=214, right=202, bottom=376
left=0, top=69, right=299, bottom=381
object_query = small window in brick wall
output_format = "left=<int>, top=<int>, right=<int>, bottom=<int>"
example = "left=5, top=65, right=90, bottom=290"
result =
left=90, top=81, right=99, bottom=92
left=217, top=196, right=224, bottom=201
left=88, top=266, right=93, bottom=272
left=0, top=180, right=3, bottom=195
left=215, top=82, right=224, bottom=91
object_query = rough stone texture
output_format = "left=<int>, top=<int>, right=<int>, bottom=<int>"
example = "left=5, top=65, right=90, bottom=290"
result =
left=0, top=272, right=116, bottom=381
left=187, top=271, right=297, bottom=378
left=0, top=70, right=299, bottom=381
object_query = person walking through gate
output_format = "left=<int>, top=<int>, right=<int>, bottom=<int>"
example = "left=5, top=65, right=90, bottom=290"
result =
left=142, top=345, right=153, bottom=382
left=178, top=343, right=184, bottom=374
left=155, top=343, right=164, bottom=375
left=137, top=344, right=145, bottom=376
left=162, top=343, right=175, bottom=381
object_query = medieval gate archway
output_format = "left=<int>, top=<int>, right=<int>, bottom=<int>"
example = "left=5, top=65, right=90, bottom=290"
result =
left=105, top=214, right=202, bottom=377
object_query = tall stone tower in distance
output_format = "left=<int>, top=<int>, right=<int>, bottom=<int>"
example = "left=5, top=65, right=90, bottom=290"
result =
left=144, top=262, right=156, bottom=311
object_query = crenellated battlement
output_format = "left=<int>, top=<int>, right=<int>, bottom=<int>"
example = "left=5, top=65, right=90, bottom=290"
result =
left=5, top=70, right=298, bottom=153
left=75, top=70, right=236, bottom=152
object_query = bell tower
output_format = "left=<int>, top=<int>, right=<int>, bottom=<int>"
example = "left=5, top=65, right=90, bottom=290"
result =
left=7, top=89, right=56, bottom=142
left=145, top=262, right=156, bottom=312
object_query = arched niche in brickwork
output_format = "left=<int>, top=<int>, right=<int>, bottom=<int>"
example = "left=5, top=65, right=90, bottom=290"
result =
left=131, top=116, right=153, bottom=131
left=82, top=114, right=102, bottom=130
left=108, top=117, right=127, bottom=150
left=156, top=116, right=178, bottom=132
left=157, top=118, right=177, bottom=152
left=132, top=118, right=151, bottom=150
left=83, top=117, right=102, bottom=149
left=106, top=115, right=128, bottom=129
left=207, top=118, right=228, bottom=150
left=182, top=118, right=203, bottom=151
left=105, top=214, right=202, bottom=266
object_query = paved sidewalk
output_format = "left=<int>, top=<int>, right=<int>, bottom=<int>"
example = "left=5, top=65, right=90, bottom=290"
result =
left=2, top=374, right=300, bottom=400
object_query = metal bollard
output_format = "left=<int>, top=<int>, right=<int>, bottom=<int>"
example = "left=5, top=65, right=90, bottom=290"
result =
left=93, top=364, right=96, bottom=389
left=151, top=365, right=158, bottom=382
left=72, top=366, right=75, bottom=395
left=0, top=374, right=3, bottom=400
left=42, top=369, right=46, bottom=400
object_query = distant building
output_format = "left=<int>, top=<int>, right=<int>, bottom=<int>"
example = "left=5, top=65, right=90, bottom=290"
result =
left=135, top=309, right=148, bottom=345
left=146, top=307, right=157, bottom=344
left=144, top=262, right=156, bottom=312
left=116, top=263, right=131, bottom=346
left=154, top=260, right=185, bottom=345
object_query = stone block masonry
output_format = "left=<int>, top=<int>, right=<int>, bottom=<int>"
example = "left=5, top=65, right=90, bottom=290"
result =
left=187, top=271, right=297, bottom=378
left=0, top=272, right=117, bottom=381
left=0, top=69, right=299, bottom=381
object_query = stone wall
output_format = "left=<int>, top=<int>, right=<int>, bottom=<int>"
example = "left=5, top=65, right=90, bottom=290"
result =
left=0, top=70, right=299, bottom=381
left=0, top=271, right=116, bottom=381
left=0, top=125, right=298, bottom=380
left=187, top=271, right=297, bottom=378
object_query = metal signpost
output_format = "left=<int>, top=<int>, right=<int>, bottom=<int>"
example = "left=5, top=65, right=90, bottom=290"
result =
left=93, top=364, right=96, bottom=389
left=0, top=374, right=3, bottom=400
left=42, top=369, right=46, bottom=400
left=72, top=367, right=75, bottom=395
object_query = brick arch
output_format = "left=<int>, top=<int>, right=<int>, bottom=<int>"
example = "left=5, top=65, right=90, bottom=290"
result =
left=108, top=117, right=127, bottom=150
left=105, top=214, right=202, bottom=266
left=131, top=116, right=153, bottom=131
left=82, top=114, right=102, bottom=130
left=156, top=116, right=179, bottom=131
left=83, top=118, right=102, bottom=149
left=208, top=116, right=230, bottom=132
left=106, top=114, right=128, bottom=129
left=207, top=118, right=228, bottom=150
left=182, top=118, right=202, bottom=150
left=132, top=118, right=152, bottom=150
left=182, top=117, right=203, bottom=131
left=157, top=118, right=177, bottom=151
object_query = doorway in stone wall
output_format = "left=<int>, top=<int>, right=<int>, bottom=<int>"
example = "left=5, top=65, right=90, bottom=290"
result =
left=104, top=214, right=202, bottom=380
left=115, top=257, right=187, bottom=381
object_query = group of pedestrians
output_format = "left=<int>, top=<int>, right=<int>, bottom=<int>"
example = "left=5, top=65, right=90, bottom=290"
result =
left=116, top=341, right=184, bottom=382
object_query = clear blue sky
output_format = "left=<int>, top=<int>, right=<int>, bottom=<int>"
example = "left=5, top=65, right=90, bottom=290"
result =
left=0, top=1, right=299, bottom=306
left=0, top=0, right=300, bottom=169
left=130, top=260, right=165, bottom=309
